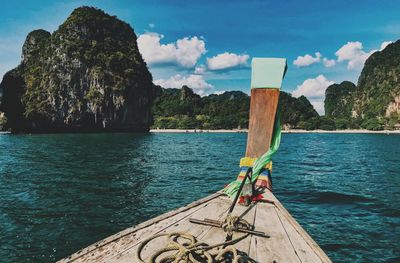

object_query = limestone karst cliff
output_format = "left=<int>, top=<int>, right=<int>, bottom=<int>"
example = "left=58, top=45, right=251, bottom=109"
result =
left=0, top=6, right=155, bottom=132
left=324, top=40, right=400, bottom=129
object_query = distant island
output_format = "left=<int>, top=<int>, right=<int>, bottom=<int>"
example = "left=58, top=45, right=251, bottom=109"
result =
left=0, top=6, right=399, bottom=132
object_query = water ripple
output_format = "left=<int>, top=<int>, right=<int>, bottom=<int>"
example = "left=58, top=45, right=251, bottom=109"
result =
left=0, top=133, right=399, bottom=262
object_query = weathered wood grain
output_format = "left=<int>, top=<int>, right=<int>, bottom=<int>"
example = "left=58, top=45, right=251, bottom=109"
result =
left=58, top=193, right=223, bottom=263
left=229, top=202, right=257, bottom=255
left=276, top=207, right=323, bottom=263
left=262, top=190, right=332, bottom=263
left=58, top=191, right=331, bottom=263
left=250, top=203, right=301, bottom=263
left=138, top=198, right=230, bottom=262
left=245, top=88, right=280, bottom=158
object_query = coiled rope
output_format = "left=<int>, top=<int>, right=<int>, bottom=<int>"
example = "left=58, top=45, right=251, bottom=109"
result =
left=136, top=215, right=253, bottom=263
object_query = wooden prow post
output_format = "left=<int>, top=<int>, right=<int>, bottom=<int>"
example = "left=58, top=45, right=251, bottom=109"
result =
left=246, top=89, right=280, bottom=157
left=245, top=58, right=287, bottom=158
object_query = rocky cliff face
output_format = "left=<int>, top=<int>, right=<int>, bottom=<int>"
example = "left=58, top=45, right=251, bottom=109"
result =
left=354, top=40, right=400, bottom=121
left=323, top=40, right=400, bottom=129
left=324, top=81, right=357, bottom=118
left=0, top=6, right=155, bottom=132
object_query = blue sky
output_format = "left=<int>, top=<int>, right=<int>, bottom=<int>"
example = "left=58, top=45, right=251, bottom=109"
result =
left=1, top=0, right=400, bottom=114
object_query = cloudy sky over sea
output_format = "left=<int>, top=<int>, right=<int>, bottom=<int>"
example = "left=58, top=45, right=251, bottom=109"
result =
left=1, top=0, right=399, bottom=114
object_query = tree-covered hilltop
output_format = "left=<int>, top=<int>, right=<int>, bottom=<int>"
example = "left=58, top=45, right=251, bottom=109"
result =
left=354, top=40, right=400, bottom=129
left=324, top=40, right=400, bottom=130
left=152, top=86, right=320, bottom=130
left=325, top=81, right=357, bottom=118
left=0, top=6, right=155, bottom=133
left=279, top=92, right=320, bottom=130
left=324, top=81, right=360, bottom=129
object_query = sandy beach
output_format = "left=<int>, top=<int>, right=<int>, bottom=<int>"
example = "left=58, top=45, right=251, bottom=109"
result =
left=150, top=129, right=400, bottom=134
left=150, top=129, right=247, bottom=133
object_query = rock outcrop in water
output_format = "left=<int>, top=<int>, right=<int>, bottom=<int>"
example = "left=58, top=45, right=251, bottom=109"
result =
left=0, top=6, right=154, bottom=133
left=324, top=40, right=400, bottom=130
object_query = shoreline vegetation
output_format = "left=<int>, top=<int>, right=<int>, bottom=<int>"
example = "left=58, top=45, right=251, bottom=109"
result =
left=150, top=129, right=400, bottom=134
left=150, top=41, right=400, bottom=132
left=2, top=129, right=399, bottom=135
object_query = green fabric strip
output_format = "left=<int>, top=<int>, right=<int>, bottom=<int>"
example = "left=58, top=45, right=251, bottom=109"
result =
left=223, top=114, right=282, bottom=198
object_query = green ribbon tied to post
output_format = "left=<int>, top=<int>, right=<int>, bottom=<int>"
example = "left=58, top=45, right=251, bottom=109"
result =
left=223, top=115, right=282, bottom=199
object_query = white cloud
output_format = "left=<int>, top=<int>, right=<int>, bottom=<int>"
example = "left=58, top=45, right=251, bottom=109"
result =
left=137, top=33, right=206, bottom=68
left=293, top=75, right=334, bottom=99
left=323, top=58, right=336, bottom=67
left=334, top=40, right=392, bottom=70
left=213, top=90, right=226, bottom=95
left=194, top=65, right=206, bottom=74
left=380, top=41, right=392, bottom=51
left=293, top=52, right=336, bottom=68
left=292, top=75, right=334, bottom=115
left=206, top=52, right=249, bottom=71
left=293, top=40, right=392, bottom=71
left=154, top=74, right=213, bottom=96
left=335, top=41, right=373, bottom=69
left=293, top=52, right=321, bottom=67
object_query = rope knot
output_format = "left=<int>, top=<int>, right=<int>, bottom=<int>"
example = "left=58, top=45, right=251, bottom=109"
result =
left=222, top=215, right=239, bottom=236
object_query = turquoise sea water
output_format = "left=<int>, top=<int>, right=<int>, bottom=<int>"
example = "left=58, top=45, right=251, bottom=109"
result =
left=0, top=133, right=399, bottom=262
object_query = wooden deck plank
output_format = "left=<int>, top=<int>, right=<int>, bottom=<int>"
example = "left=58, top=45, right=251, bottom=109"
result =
left=58, top=193, right=223, bottom=262
left=68, top=206, right=202, bottom=263
left=248, top=227, right=258, bottom=262
left=229, top=202, right=258, bottom=255
left=250, top=202, right=301, bottom=263
left=276, top=207, right=323, bottom=263
left=58, top=192, right=331, bottom=263
left=262, top=190, right=332, bottom=263
left=192, top=198, right=257, bottom=260
left=139, top=197, right=231, bottom=262
left=109, top=196, right=231, bottom=262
